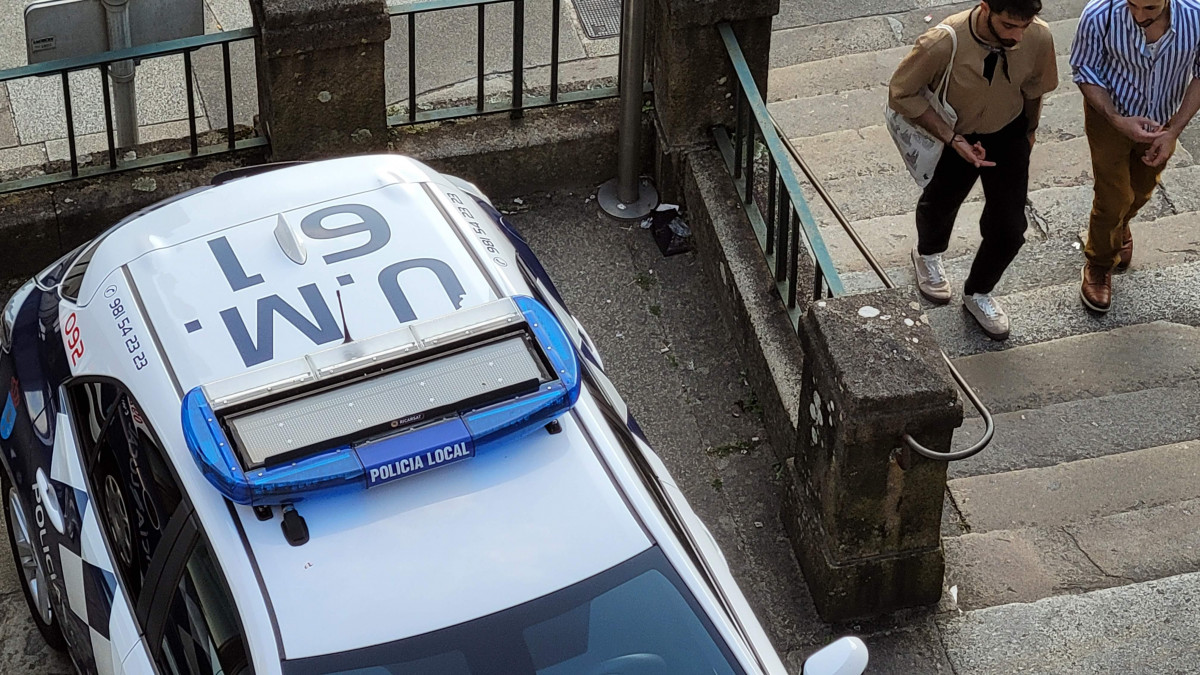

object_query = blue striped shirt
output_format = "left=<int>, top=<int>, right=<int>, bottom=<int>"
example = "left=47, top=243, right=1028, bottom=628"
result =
left=1070, top=0, right=1200, bottom=123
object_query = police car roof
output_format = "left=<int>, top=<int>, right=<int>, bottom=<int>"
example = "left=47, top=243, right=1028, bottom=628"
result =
left=81, top=154, right=501, bottom=394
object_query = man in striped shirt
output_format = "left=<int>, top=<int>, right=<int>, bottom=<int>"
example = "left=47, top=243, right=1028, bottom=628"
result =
left=1071, top=0, right=1200, bottom=312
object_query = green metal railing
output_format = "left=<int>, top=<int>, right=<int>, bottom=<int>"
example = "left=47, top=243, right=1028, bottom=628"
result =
left=711, top=24, right=844, bottom=326
left=713, top=22, right=993, bottom=462
left=0, top=29, right=266, bottom=195
left=387, top=0, right=621, bottom=126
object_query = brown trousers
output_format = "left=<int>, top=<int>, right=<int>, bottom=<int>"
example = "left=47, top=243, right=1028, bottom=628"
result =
left=1084, top=104, right=1170, bottom=268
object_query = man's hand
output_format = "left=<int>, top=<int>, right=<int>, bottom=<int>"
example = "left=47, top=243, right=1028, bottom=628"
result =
left=950, top=135, right=997, bottom=168
left=1143, top=128, right=1178, bottom=167
left=1027, top=130, right=1036, bottom=149
left=1114, top=115, right=1166, bottom=144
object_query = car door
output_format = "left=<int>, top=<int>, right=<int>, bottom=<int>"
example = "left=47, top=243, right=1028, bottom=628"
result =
left=60, top=379, right=194, bottom=674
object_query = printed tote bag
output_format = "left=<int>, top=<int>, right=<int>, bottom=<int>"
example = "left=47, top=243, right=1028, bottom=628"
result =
left=885, top=24, right=959, bottom=188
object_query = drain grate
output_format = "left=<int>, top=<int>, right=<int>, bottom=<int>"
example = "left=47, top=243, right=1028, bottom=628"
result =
left=571, top=0, right=620, bottom=39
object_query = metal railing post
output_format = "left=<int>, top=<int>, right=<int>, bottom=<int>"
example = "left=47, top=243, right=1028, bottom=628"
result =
left=597, top=0, right=657, bottom=220
left=101, top=0, right=139, bottom=148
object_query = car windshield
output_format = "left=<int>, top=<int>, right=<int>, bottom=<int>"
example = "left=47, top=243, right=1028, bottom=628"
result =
left=282, top=547, right=747, bottom=675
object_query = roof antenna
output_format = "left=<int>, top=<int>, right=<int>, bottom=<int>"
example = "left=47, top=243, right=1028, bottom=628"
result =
left=336, top=289, right=353, bottom=343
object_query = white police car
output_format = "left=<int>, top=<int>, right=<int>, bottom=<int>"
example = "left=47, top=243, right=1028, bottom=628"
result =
left=0, top=155, right=867, bottom=675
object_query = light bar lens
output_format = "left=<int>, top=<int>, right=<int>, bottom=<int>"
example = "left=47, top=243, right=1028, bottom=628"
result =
left=226, top=335, right=550, bottom=466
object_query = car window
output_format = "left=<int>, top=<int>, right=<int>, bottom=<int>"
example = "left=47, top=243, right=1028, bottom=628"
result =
left=282, top=547, right=744, bottom=675
left=156, top=535, right=251, bottom=675
left=68, top=381, right=185, bottom=600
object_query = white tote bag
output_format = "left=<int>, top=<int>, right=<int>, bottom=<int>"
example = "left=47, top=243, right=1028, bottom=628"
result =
left=886, top=24, right=959, bottom=188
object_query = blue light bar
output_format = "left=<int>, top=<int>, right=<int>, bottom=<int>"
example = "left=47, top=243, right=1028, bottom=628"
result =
left=181, top=296, right=580, bottom=505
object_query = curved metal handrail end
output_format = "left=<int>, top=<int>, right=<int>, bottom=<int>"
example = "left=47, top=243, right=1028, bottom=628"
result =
left=903, top=353, right=995, bottom=461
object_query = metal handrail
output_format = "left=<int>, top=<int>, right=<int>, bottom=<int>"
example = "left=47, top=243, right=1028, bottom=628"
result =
left=0, top=28, right=258, bottom=82
left=773, top=126, right=994, bottom=461
left=712, top=21, right=991, bottom=461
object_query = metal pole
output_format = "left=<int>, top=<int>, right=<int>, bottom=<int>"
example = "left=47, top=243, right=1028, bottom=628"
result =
left=597, top=0, right=657, bottom=220
left=101, top=0, right=138, bottom=149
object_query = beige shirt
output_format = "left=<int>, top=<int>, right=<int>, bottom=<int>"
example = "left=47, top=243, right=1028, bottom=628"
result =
left=888, top=8, right=1059, bottom=135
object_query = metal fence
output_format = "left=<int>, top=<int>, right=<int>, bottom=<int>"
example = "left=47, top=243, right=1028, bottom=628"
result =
left=711, top=24, right=844, bottom=325
left=0, top=28, right=265, bottom=195
left=387, top=0, right=621, bottom=126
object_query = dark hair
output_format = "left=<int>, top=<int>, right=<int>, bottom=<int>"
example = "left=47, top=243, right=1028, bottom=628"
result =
left=984, top=0, right=1043, bottom=20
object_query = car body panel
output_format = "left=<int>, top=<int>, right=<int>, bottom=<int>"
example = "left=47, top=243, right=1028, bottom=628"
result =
left=237, top=407, right=650, bottom=659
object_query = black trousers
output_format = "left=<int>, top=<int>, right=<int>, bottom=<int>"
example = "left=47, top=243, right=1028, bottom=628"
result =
left=915, top=114, right=1031, bottom=296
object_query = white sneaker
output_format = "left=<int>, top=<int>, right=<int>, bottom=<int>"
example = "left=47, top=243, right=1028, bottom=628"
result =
left=963, top=292, right=1010, bottom=341
left=911, top=248, right=951, bottom=304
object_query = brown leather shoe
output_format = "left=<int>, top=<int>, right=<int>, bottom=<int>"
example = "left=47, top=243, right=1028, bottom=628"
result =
left=1116, top=225, right=1133, bottom=272
left=1080, top=263, right=1112, bottom=313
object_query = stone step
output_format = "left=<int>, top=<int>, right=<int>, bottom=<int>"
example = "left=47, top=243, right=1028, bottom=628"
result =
left=769, top=0, right=1088, bottom=71
left=949, top=381, right=1200, bottom=479
left=949, top=321, right=1200, bottom=414
left=937, top=568, right=1200, bottom=672
left=918, top=263, right=1200, bottom=358
left=949, top=440, right=1200, bottom=534
left=942, top=497, right=1200, bottom=612
left=789, top=124, right=1192, bottom=190
left=791, top=133, right=1192, bottom=224
left=769, top=13, right=1080, bottom=103
left=830, top=205, right=1195, bottom=294
left=771, top=70, right=1085, bottom=140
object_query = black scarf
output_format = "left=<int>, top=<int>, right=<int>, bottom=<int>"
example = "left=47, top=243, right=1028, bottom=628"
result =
left=970, top=8, right=1011, bottom=84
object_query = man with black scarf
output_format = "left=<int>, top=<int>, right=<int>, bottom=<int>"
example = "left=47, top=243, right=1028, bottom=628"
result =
left=889, top=0, right=1058, bottom=341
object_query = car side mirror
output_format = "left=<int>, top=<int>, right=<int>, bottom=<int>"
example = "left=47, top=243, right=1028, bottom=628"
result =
left=801, top=636, right=869, bottom=675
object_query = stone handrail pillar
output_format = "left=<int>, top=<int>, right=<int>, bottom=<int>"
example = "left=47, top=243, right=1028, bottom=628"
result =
left=249, top=0, right=392, bottom=160
left=647, top=0, right=778, bottom=200
left=782, top=288, right=963, bottom=621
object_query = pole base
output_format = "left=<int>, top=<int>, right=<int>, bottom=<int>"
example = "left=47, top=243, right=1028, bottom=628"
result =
left=597, top=177, right=658, bottom=221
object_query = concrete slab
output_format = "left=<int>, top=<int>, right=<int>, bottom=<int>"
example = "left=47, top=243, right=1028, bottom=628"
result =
left=1070, top=499, right=1200, bottom=582
left=943, top=526, right=1099, bottom=610
left=1159, top=164, right=1200, bottom=214
left=0, top=141, right=47, bottom=175
left=203, top=0, right=253, bottom=31
left=939, top=569, right=1200, bottom=673
left=8, top=55, right=207, bottom=144
left=0, top=0, right=30, bottom=70
left=770, top=18, right=902, bottom=73
left=768, top=46, right=909, bottom=101
left=393, top=53, right=618, bottom=109
left=769, top=13, right=1080, bottom=97
left=950, top=382, right=1200, bottom=478
left=950, top=321, right=1200, bottom=414
left=775, top=0, right=920, bottom=31
left=921, top=261, right=1200, bottom=358
left=818, top=201, right=985, bottom=274
left=837, top=194, right=1194, bottom=296
left=950, top=440, right=1200, bottom=533
left=192, top=11, right=259, bottom=130
left=769, top=87, right=889, bottom=139
left=0, top=85, right=16, bottom=148
left=1029, top=182, right=1173, bottom=237
left=44, top=117, right=213, bottom=162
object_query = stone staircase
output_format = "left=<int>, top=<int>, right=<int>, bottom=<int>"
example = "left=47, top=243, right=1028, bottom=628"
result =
left=769, top=1, right=1200, bottom=668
